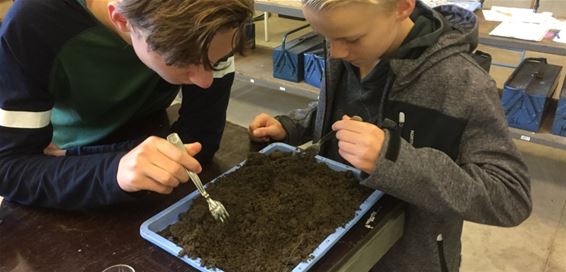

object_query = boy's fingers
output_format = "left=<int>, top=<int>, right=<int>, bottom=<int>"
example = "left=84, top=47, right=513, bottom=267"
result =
left=156, top=138, right=202, bottom=173
left=253, top=127, right=271, bottom=137
left=146, top=163, right=183, bottom=187
left=337, top=140, right=358, bottom=154
left=147, top=180, right=174, bottom=194
left=250, top=114, right=270, bottom=130
left=333, top=117, right=367, bottom=132
left=136, top=175, right=174, bottom=194
left=336, top=129, right=360, bottom=144
left=251, top=129, right=270, bottom=142
left=185, top=143, right=202, bottom=157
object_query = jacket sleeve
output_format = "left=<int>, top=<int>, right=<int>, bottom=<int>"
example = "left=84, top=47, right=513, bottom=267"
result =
left=0, top=4, right=136, bottom=210
left=170, top=57, right=235, bottom=164
left=364, top=82, right=532, bottom=227
left=275, top=101, right=319, bottom=146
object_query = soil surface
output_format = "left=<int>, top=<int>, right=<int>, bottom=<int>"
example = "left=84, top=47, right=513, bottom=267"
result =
left=160, top=151, right=373, bottom=272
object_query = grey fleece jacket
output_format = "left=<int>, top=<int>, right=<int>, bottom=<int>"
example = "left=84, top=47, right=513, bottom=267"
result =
left=275, top=3, right=532, bottom=272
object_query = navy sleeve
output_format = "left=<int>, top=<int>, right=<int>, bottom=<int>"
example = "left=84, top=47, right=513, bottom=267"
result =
left=0, top=0, right=136, bottom=210
left=171, top=57, right=235, bottom=164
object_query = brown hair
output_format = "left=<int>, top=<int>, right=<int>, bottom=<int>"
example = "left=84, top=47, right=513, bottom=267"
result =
left=116, top=0, right=254, bottom=70
left=302, top=0, right=397, bottom=11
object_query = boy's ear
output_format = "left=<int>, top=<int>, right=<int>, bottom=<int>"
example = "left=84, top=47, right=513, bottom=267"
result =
left=108, top=2, right=130, bottom=33
left=395, top=0, right=416, bottom=21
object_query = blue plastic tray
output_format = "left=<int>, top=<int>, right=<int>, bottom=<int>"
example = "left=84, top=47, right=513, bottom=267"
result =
left=140, top=143, right=383, bottom=272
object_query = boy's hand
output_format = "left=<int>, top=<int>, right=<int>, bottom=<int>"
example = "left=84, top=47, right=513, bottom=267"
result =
left=248, top=113, right=287, bottom=142
left=332, top=115, right=385, bottom=174
left=117, top=136, right=202, bottom=194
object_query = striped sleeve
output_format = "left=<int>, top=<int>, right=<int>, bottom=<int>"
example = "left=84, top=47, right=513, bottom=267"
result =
left=0, top=0, right=136, bottom=209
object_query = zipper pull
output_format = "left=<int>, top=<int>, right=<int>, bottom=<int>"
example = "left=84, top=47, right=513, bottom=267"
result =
left=398, top=112, right=405, bottom=129
left=399, top=112, right=415, bottom=146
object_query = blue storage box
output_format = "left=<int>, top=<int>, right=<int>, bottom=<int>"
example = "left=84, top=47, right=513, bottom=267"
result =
left=273, top=25, right=324, bottom=82
left=304, top=48, right=325, bottom=88
left=140, top=143, right=383, bottom=272
left=551, top=76, right=566, bottom=136
left=501, top=58, right=562, bottom=132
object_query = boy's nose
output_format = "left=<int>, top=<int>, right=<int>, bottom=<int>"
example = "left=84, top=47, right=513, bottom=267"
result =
left=188, top=66, right=213, bottom=89
left=329, top=40, right=349, bottom=59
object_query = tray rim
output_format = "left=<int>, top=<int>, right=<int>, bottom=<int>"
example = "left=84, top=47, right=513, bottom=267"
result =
left=140, top=142, right=383, bottom=272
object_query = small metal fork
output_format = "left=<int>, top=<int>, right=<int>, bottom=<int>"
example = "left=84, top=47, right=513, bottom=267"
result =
left=166, top=133, right=229, bottom=223
left=300, top=115, right=363, bottom=153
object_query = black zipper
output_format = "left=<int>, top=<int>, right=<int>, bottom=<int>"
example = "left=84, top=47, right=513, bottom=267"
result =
left=321, top=39, right=330, bottom=141
left=437, top=234, right=449, bottom=272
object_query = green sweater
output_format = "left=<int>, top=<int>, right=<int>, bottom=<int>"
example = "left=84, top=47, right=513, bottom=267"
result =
left=51, top=0, right=178, bottom=148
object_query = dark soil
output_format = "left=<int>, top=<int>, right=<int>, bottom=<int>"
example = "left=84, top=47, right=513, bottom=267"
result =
left=160, top=151, right=373, bottom=272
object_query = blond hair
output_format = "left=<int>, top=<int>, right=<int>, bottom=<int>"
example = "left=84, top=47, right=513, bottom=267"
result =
left=117, top=0, right=254, bottom=69
left=302, top=0, right=397, bottom=11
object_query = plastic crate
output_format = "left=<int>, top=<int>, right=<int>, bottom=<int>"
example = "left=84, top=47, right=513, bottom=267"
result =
left=272, top=25, right=324, bottom=82
left=551, top=75, right=566, bottom=136
left=501, top=58, right=562, bottom=132
left=304, top=48, right=325, bottom=88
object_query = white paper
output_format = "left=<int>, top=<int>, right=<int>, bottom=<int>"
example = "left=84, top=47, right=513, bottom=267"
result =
left=550, top=20, right=566, bottom=43
left=451, top=2, right=481, bottom=12
left=421, top=0, right=481, bottom=11
left=421, top=0, right=450, bottom=7
left=482, top=6, right=536, bottom=22
left=482, top=9, right=509, bottom=21
left=489, top=21, right=549, bottom=41
left=553, top=29, right=566, bottom=43
left=542, top=17, right=564, bottom=30
left=493, top=6, right=536, bottom=17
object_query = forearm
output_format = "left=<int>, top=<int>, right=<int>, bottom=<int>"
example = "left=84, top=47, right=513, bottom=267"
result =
left=0, top=152, right=136, bottom=210
left=275, top=101, right=319, bottom=145
left=65, top=139, right=140, bottom=156
left=364, top=132, right=531, bottom=227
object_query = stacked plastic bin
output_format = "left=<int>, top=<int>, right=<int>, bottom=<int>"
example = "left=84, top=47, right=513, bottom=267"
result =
left=501, top=58, right=562, bottom=132
left=304, top=48, right=325, bottom=88
left=272, top=25, right=324, bottom=82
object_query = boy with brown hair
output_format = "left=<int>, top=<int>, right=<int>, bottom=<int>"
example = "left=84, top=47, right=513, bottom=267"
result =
left=249, top=0, right=532, bottom=270
left=0, top=0, right=253, bottom=209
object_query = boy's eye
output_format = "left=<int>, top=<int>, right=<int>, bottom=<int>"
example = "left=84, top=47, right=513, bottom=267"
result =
left=345, top=37, right=361, bottom=44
